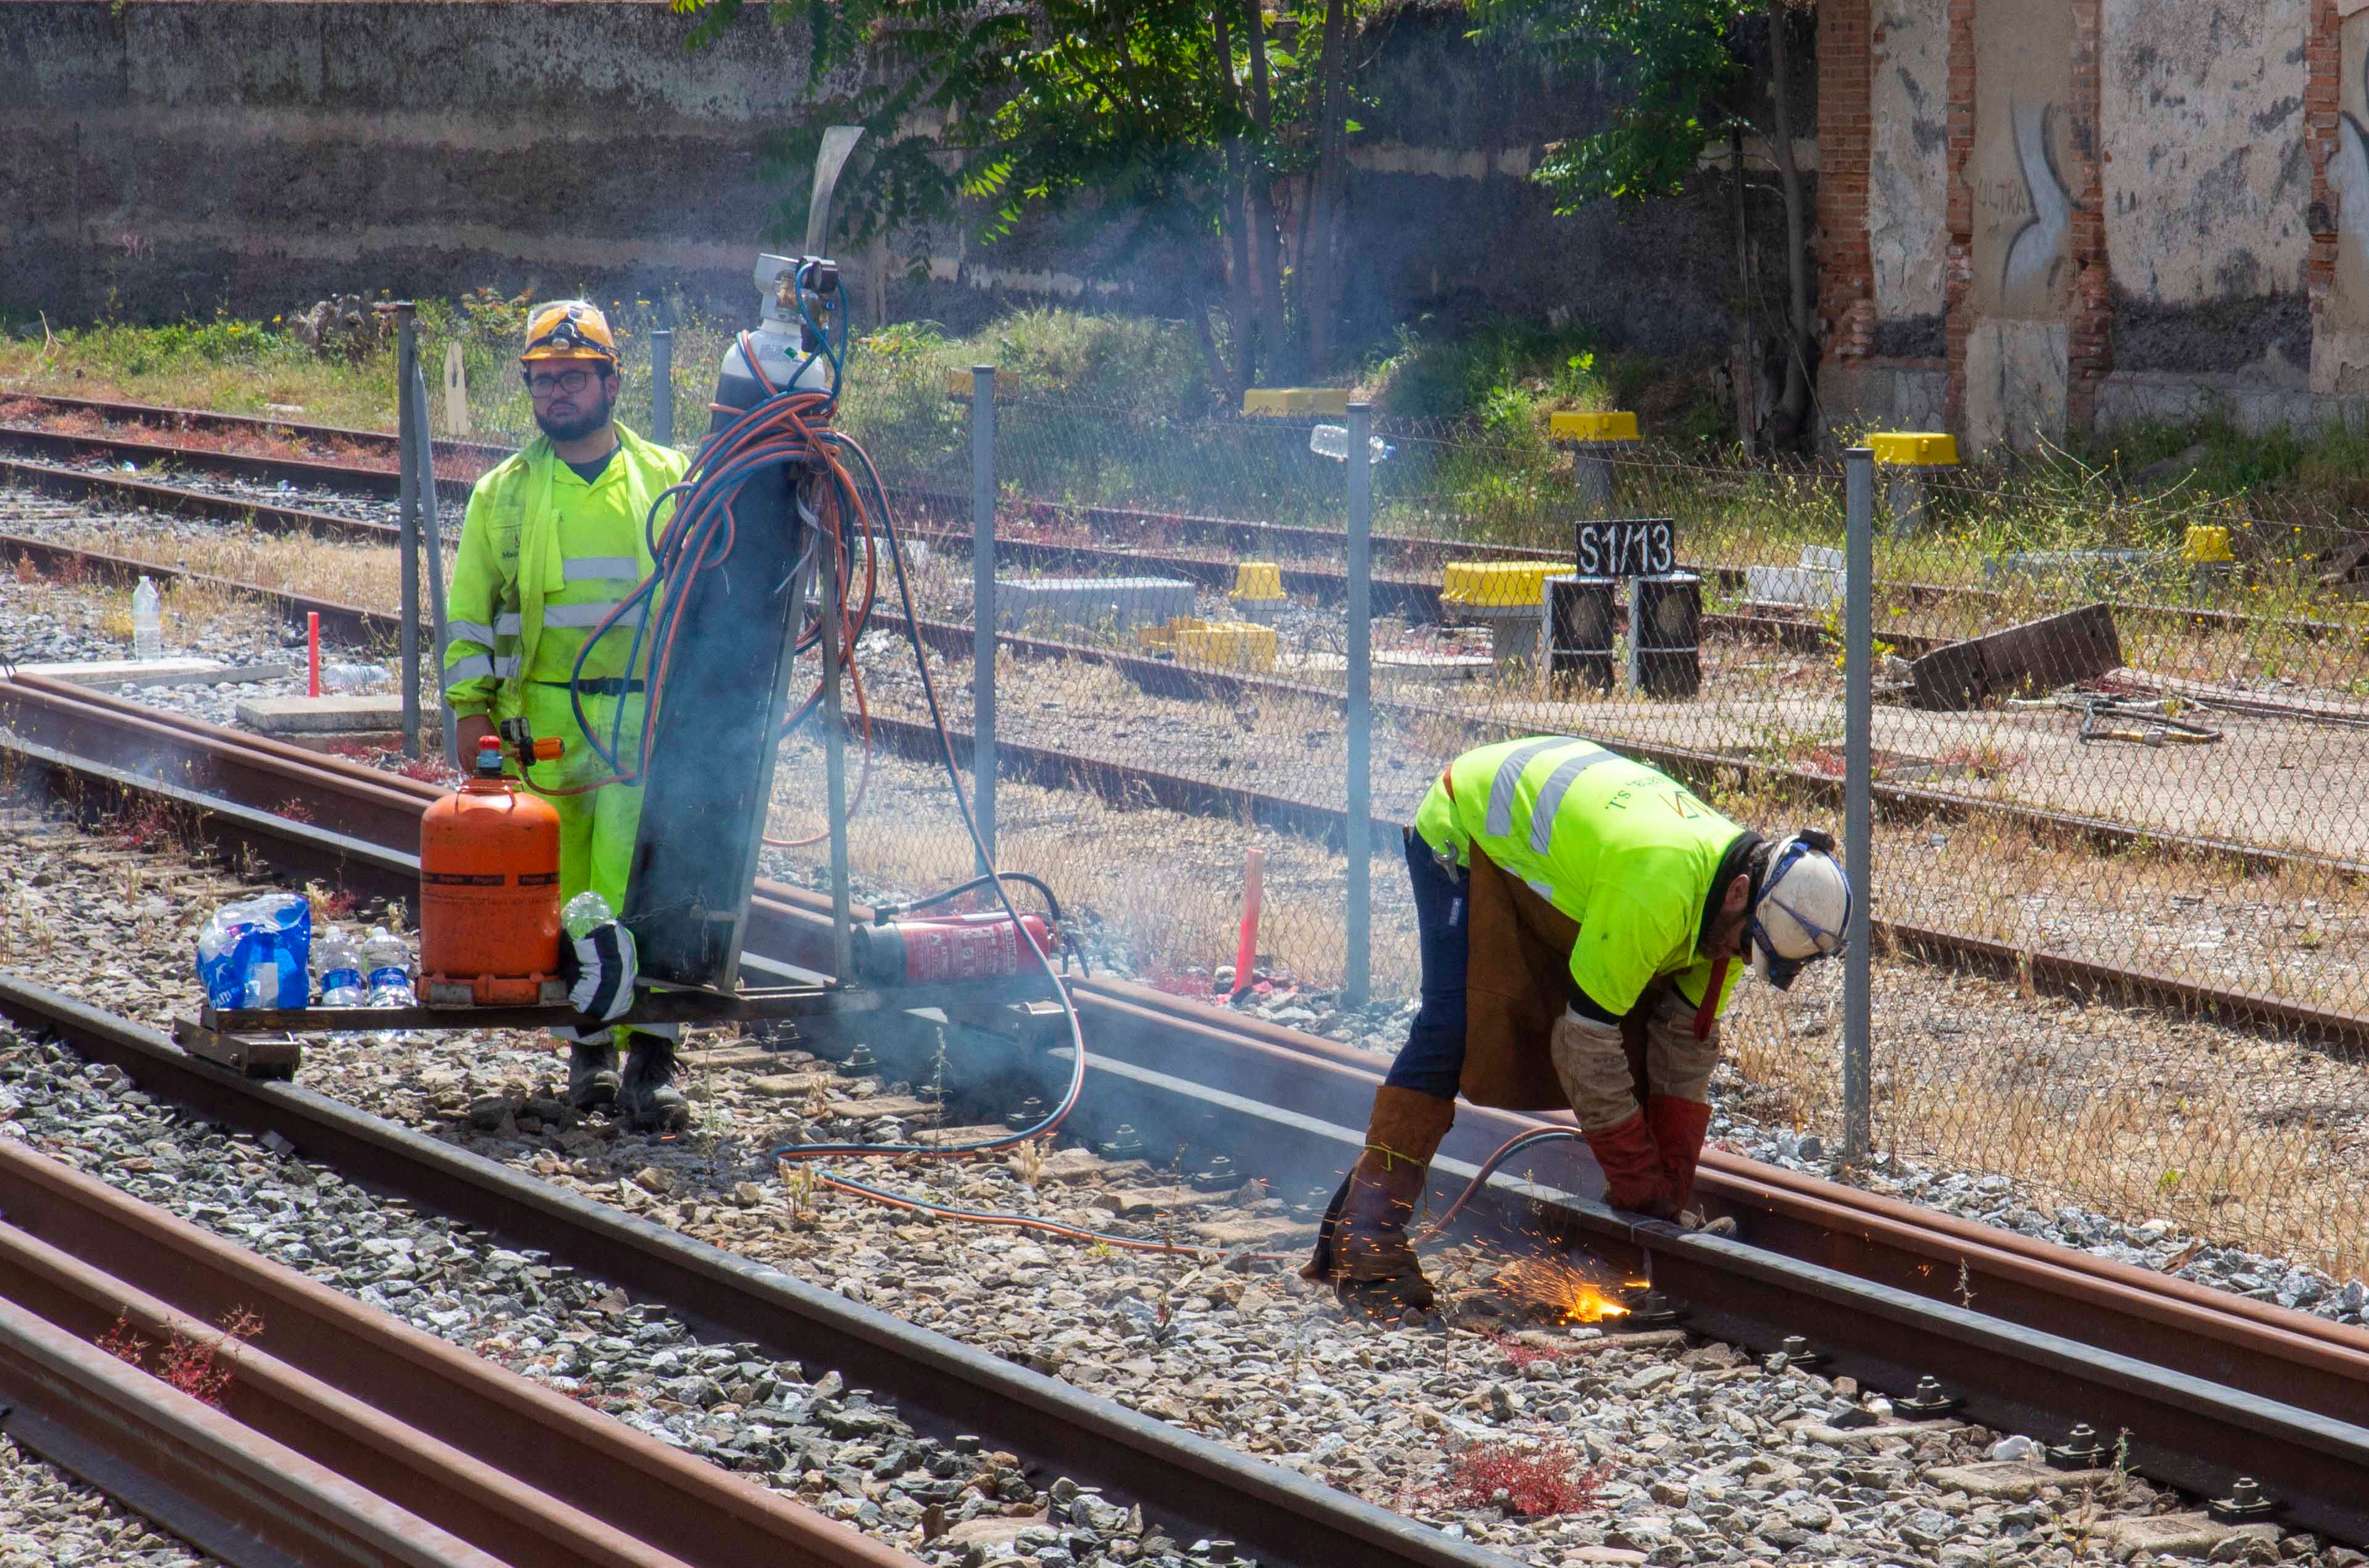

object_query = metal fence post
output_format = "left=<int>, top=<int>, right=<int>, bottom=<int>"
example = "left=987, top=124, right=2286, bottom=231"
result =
left=1843, top=446, right=1876, bottom=1164
left=408, top=359, right=455, bottom=771
left=971, top=365, right=998, bottom=870
left=394, top=305, right=422, bottom=761
left=651, top=329, right=674, bottom=449
left=1345, top=402, right=1374, bottom=1006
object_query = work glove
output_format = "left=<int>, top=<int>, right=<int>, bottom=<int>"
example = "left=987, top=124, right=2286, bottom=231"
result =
left=558, top=919, right=640, bottom=1028
left=1551, top=1006, right=1679, bottom=1218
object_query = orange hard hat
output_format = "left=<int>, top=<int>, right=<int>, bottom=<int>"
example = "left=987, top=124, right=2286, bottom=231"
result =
left=520, top=300, right=619, bottom=367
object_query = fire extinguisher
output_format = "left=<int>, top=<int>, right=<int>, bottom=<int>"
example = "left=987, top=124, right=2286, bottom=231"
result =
left=851, top=873, right=1067, bottom=987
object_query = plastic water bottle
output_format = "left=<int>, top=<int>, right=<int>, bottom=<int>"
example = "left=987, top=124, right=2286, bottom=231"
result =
left=312, top=927, right=367, bottom=1006
left=361, top=926, right=415, bottom=1008
left=131, top=577, right=163, bottom=660
left=1308, top=424, right=1393, bottom=464
left=561, top=890, right=614, bottom=940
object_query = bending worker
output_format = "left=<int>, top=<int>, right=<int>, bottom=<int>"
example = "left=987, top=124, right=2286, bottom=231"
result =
left=443, top=300, right=693, bottom=1131
left=1306, top=735, right=1850, bottom=1311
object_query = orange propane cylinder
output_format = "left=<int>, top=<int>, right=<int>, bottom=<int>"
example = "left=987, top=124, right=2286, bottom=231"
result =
left=419, top=737, right=563, bottom=1006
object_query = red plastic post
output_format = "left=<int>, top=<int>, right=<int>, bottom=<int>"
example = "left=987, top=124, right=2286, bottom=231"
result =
left=306, top=612, right=321, bottom=698
left=1228, top=846, right=1266, bottom=998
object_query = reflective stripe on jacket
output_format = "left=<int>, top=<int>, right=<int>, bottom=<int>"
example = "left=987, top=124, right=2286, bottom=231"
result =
left=1411, top=736, right=1745, bottom=1020
left=442, top=422, right=687, bottom=723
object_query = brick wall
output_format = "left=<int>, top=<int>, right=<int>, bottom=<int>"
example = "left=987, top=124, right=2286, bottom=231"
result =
left=2063, top=0, right=2111, bottom=432
left=1816, top=0, right=1875, bottom=361
left=2307, top=0, right=2341, bottom=323
left=1942, top=0, right=1977, bottom=430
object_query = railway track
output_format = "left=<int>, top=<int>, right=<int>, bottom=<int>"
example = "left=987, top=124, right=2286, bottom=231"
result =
left=0, top=673, right=2367, bottom=1546
left=9, top=387, right=2357, bottom=647
left=6, top=521, right=2361, bottom=1031
left=0, top=1125, right=910, bottom=1568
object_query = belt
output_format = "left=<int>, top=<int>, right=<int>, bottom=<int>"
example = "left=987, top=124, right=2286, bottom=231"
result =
left=535, top=678, right=646, bottom=697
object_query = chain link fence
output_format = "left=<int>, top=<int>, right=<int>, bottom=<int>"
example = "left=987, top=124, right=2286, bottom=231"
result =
left=816, top=367, right=2369, bottom=1283
left=402, top=318, right=2369, bottom=1281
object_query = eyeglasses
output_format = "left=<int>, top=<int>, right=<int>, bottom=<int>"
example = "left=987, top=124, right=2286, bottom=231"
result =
left=525, top=367, right=601, bottom=396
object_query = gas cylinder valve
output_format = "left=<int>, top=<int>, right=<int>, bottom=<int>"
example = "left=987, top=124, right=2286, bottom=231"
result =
left=494, top=716, right=564, bottom=769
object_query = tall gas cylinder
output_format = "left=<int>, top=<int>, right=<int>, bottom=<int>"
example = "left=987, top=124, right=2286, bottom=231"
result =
left=419, top=737, right=563, bottom=1006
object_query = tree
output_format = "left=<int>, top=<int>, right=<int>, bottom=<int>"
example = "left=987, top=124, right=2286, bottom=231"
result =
left=671, top=0, right=1372, bottom=399
left=1472, top=0, right=1816, bottom=449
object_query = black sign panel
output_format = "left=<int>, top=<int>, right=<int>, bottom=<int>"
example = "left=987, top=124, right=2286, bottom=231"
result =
left=1574, top=517, right=1677, bottom=577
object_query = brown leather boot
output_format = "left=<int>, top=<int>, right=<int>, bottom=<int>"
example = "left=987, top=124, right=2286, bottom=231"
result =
left=1302, top=1086, right=1456, bottom=1311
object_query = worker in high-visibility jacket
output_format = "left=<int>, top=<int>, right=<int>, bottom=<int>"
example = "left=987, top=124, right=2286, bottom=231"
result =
left=443, top=300, right=693, bottom=1131
left=1304, top=736, right=1852, bottom=1312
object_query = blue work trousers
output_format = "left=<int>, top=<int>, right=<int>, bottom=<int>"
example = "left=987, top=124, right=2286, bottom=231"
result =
left=1382, top=830, right=1470, bottom=1101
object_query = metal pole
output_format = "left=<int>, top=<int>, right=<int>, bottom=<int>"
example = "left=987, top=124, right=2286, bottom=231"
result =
left=651, top=329, right=674, bottom=449
left=410, top=362, right=456, bottom=772
left=1842, top=446, right=1875, bottom=1164
left=820, top=509, right=854, bottom=981
left=971, top=365, right=997, bottom=870
left=1345, top=401, right=1374, bottom=1006
left=394, top=305, right=422, bottom=761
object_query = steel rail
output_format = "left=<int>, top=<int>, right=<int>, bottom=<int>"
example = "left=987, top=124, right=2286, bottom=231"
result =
left=4, top=528, right=2346, bottom=887
left=833, top=706, right=2369, bottom=1051
left=0, top=388, right=509, bottom=468
left=0, top=1128, right=911, bottom=1568
left=3, top=680, right=2369, bottom=1517
left=0, top=1284, right=512, bottom=1568
left=0, top=419, right=474, bottom=505
left=0, top=979, right=1516, bottom=1568
left=1, top=566, right=2360, bottom=1054
left=0, top=456, right=397, bottom=543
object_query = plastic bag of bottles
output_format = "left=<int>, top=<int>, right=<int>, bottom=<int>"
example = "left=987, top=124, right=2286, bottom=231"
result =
left=195, top=893, right=311, bottom=1009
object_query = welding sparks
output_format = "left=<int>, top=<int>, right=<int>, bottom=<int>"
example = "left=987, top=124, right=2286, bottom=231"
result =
left=1496, top=1254, right=1642, bottom=1324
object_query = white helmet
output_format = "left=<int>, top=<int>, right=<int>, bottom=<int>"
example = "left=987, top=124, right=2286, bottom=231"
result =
left=1747, top=832, right=1852, bottom=990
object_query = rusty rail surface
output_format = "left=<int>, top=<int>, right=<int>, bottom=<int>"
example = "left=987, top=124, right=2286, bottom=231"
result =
left=0, top=1135, right=902, bottom=1568
left=0, top=676, right=2365, bottom=1542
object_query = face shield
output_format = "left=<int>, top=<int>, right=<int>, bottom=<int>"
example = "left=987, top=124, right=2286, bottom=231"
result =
left=1746, top=835, right=1851, bottom=991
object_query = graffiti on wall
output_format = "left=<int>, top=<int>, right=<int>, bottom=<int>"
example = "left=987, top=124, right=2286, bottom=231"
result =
left=2002, top=97, right=2073, bottom=306
left=1966, top=0, right=2075, bottom=320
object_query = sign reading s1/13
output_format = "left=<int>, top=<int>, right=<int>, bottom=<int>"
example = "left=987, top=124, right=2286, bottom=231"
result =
left=1575, top=519, right=1678, bottom=576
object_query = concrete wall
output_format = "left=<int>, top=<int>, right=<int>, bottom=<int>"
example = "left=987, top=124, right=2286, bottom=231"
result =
left=0, top=1, right=1762, bottom=364
left=1819, top=0, right=2369, bottom=449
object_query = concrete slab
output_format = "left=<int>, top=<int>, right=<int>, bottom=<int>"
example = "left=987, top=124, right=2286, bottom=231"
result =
left=15, top=658, right=290, bottom=690
left=994, top=577, right=1196, bottom=636
left=2095, top=1511, right=2270, bottom=1560
left=1790, top=1419, right=1972, bottom=1447
left=1923, top=1461, right=2113, bottom=1500
left=236, top=694, right=408, bottom=735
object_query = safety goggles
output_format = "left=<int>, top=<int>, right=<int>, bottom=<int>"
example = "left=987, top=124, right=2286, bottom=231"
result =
left=1745, top=838, right=1850, bottom=991
left=525, top=366, right=601, bottom=396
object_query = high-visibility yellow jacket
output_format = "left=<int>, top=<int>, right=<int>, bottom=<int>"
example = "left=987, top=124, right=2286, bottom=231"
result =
left=441, top=424, right=686, bottom=771
left=1413, top=736, right=1747, bottom=1020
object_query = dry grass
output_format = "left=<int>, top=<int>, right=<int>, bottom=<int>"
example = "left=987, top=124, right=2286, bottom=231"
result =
left=1726, top=963, right=2369, bottom=1280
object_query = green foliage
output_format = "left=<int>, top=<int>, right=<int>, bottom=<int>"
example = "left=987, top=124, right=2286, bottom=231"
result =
left=680, top=0, right=1262, bottom=256
left=1472, top=0, right=1758, bottom=208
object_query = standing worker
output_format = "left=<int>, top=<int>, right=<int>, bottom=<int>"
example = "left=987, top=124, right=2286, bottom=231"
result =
left=443, top=301, right=693, bottom=1131
left=1306, top=736, right=1850, bottom=1311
